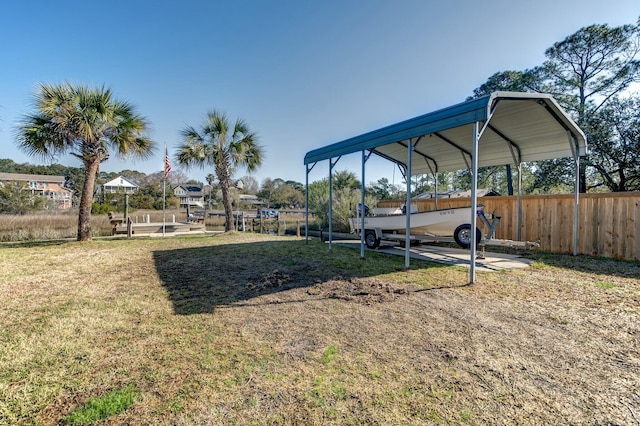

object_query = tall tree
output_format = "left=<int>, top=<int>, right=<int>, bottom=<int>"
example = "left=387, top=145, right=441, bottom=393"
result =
left=469, top=70, right=541, bottom=100
left=307, top=176, right=374, bottom=231
left=538, top=21, right=640, bottom=192
left=238, top=175, right=259, bottom=194
left=367, top=177, right=402, bottom=200
left=257, top=178, right=276, bottom=208
left=332, top=169, right=360, bottom=190
left=176, top=110, right=263, bottom=232
left=16, top=83, right=154, bottom=240
left=583, top=95, right=640, bottom=191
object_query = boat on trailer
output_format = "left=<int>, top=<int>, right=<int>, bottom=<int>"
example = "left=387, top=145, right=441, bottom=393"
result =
left=349, top=203, right=539, bottom=252
left=349, top=204, right=487, bottom=249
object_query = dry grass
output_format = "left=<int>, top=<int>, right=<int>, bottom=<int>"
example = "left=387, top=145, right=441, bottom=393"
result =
left=0, top=233, right=638, bottom=425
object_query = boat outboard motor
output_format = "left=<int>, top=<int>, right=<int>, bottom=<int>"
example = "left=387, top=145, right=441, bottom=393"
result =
left=356, top=203, right=370, bottom=217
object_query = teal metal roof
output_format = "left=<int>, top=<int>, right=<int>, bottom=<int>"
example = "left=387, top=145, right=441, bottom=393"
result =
left=304, top=92, right=587, bottom=175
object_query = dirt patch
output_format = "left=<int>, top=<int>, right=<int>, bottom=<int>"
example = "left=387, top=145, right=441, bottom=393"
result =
left=310, top=277, right=413, bottom=305
left=248, top=269, right=294, bottom=292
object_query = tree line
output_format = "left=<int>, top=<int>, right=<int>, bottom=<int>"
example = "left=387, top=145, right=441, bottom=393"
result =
left=0, top=157, right=308, bottom=213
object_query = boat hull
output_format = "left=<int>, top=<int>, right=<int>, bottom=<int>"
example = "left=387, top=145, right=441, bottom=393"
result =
left=349, top=206, right=475, bottom=237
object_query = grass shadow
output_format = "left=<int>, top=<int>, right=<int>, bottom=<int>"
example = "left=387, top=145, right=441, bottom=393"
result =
left=0, top=239, right=73, bottom=248
left=419, top=241, right=640, bottom=279
left=522, top=250, right=640, bottom=278
left=153, top=238, right=448, bottom=315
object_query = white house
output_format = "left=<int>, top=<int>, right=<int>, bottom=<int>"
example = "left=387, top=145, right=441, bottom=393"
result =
left=102, top=176, right=139, bottom=194
left=173, top=185, right=204, bottom=208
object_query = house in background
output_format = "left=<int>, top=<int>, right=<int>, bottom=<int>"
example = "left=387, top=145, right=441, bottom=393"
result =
left=102, top=176, right=139, bottom=194
left=0, top=172, right=73, bottom=209
left=239, top=194, right=264, bottom=206
left=174, top=185, right=204, bottom=208
left=414, top=188, right=500, bottom=200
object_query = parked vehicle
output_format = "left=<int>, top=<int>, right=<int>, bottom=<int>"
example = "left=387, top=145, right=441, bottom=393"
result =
left=260, top=209, right=279, bottom=218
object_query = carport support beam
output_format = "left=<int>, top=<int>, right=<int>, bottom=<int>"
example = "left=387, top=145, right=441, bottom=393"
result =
left=304, top=161, right=317, bottom=244
left=516, top=163, right=522, bottom=242
left=359, top=150, right=374, bottom=258
left=305, top=164, right=309, bottom=242
left=573, top=142, right=580, bottom=256
left=328, top=157, right=341, bottom=250
left=470, top=123, right=479, bottom=283
left=434, top=172, right=438, bottom=210
left=404, top=140, right=413, bottom=268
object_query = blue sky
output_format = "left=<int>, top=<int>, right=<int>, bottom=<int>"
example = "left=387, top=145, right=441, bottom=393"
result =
left=0, top=0, right=637, bottom=187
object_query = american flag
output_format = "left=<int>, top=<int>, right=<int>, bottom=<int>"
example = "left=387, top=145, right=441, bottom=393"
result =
left=164, top=145, right=171, bottom=179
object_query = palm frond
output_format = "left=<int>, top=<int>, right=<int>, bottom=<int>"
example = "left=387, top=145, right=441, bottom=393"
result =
left=17, top=81, right=154, bottom=163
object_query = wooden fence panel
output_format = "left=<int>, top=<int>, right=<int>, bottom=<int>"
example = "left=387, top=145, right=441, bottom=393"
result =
left=377, top=192, right=640, bottom=260
left=632, top=197, right=640, bottom=260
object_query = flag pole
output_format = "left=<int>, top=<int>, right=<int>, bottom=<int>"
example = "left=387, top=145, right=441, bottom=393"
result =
left=162, top=178, right=166, bottom=237
left=163, top=144, right=169, bottom=237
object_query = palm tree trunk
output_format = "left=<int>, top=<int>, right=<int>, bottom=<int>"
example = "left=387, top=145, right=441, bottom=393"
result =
left=77, top=161, right=100, bottom=241
left=217, top=166, right=234, bottom=232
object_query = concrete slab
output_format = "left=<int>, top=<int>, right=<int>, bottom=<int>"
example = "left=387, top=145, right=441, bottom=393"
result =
left=333, top=240, right=532, bottom=272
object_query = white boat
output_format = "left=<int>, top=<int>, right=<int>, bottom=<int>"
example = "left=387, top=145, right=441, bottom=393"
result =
left=349, top=204, right=483, bottom=249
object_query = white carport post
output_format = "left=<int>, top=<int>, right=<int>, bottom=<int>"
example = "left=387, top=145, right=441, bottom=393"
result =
left=516, top=163, right=522, bottom=242
left=569, top=131, right=580, bottom=256
left=470, top=123, right=480, bottom=283
left=305, top=162, right=316, bottom=244
left=328, top=156, right=341, bottom=251
left=360, top=150, right=371, bottom=258
left=404, top=139, right=414, bottom=268
left=305, top=164, right=309, bottom=242
left=433, top=172, right=438, bottom=210
left=328, top=159, right=334, bottom=250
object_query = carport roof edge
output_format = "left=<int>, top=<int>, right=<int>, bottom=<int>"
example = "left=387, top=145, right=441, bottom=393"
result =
left=303, top=91, right=587, bottom=173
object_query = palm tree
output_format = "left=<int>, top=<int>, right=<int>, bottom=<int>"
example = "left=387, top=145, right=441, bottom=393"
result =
left=16, top=83, right=154, bottom=241
left=333, top=170, right=360, bottom=190
left=176, top=110, right=263, bottom=232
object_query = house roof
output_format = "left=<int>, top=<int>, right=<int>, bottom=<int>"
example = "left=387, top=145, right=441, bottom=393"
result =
left=0, top=172, right=65, bottom=183
left=304, top=91, right=587, bottom=175
left=42, top=183, right=73, bottom=193
left=174, top=185, right=203, bottom=195
left=103, top=176, right=139, bottom=188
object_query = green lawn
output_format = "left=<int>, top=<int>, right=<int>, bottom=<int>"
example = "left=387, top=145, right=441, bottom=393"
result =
left=0, top=233, right=638, bottom=425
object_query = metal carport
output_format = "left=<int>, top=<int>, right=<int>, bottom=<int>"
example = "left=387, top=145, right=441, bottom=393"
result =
left=304, top=91, right=587, bottom=283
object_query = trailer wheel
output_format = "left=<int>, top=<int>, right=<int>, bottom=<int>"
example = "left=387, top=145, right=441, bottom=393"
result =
left=453, top=224, right=481, bottom=249
left=364, top=230, right=380, bottom=249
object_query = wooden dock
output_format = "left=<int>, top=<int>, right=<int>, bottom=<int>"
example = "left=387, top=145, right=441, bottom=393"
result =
left=113, top=221, right=206, bottom=236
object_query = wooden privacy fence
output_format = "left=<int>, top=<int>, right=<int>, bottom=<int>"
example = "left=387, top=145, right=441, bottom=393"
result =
left=378, top=192, right=640, bottom=261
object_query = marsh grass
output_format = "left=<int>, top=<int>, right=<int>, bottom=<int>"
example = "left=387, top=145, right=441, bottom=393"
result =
left=0, top=210, right=310, bottom=241
left=0, top=233, right=638, bottom=424
left=0, top=209, right=123, bottom=240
